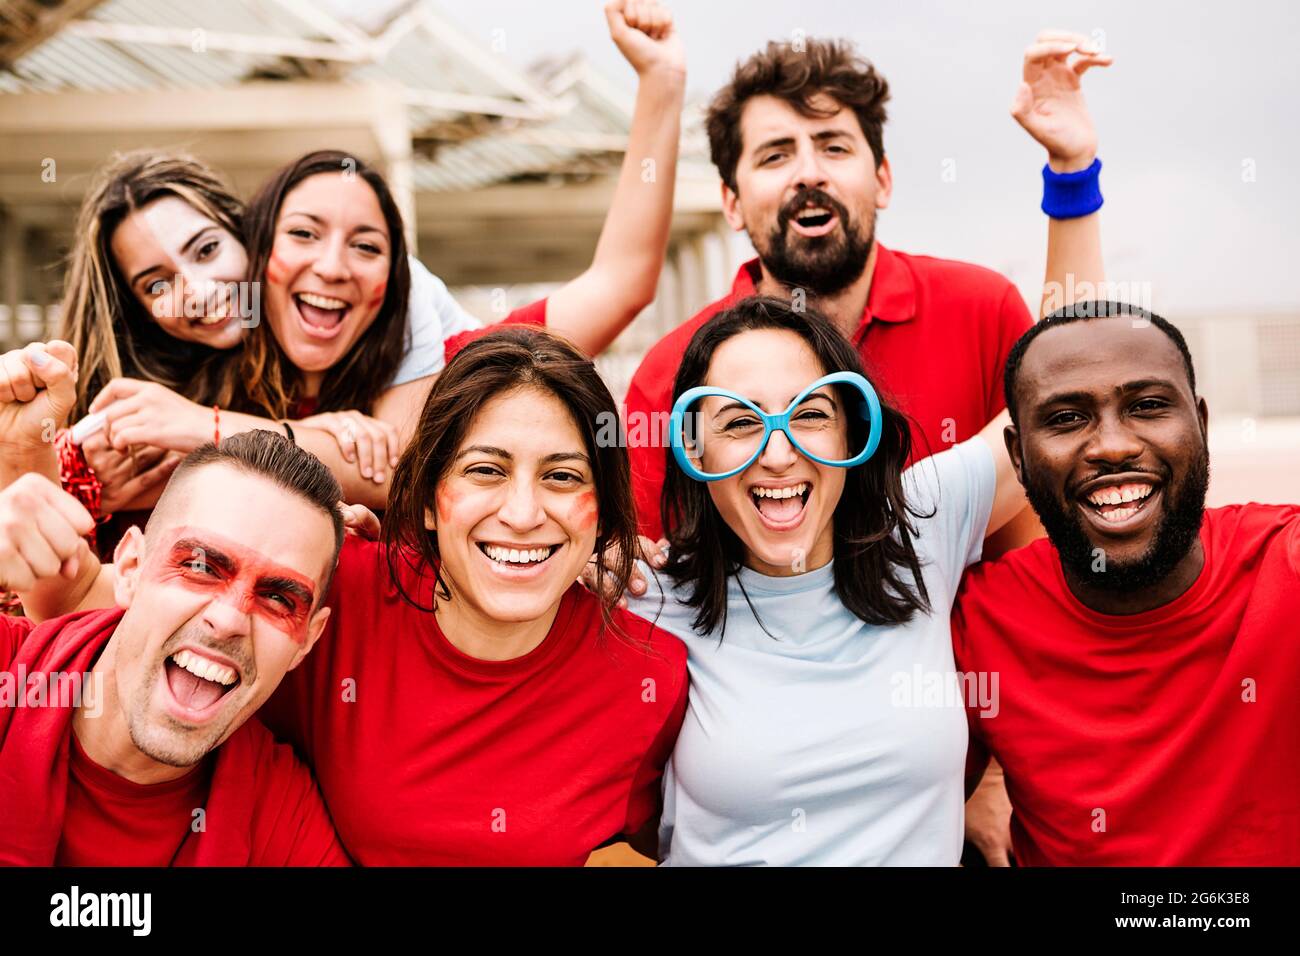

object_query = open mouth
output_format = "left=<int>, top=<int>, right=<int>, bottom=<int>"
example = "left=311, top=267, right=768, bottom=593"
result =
left=292, top=291, right=351, bottom=338
left=789, top=206, right=839, bottom=237
left=193, top=293, right=236, bottom=328
left=1077, top=479, right=1162, bottom=531
left=476, top=542, right=561, bottom=569
left=162, top=648, right=240, bottom=721
left=749, top=481, right=811, bottom=530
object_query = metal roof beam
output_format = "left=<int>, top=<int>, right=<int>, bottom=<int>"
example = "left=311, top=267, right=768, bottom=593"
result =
left=62, top=19, right=371, bottom=62
left=0, top=0, right=104, bottom=68
left=402, top=87, right=550, bottom=121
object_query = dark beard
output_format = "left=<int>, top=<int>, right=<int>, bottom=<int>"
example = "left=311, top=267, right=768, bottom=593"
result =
left=757, top=187, right=874, bottom=297
left=1022, top=445, right=1210, bottom=594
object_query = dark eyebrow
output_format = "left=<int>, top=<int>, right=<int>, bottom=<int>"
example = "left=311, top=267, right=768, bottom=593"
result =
left=283, top=210, right=387, bottom=239
left=454, top=445, right=588, bottom=466
left=179, top=225, right=215, bottom=256
left=171, top=538, right=234, bottom=573
left=795, top=389, right=837, bottom=406
left=711, top=400, right=761, bottom=417
left=129, top=263, right=167, bottom=288
left=1116, top=378, right=1181, bottom=394
left=751, top=135, right=795, bottom=158
left=1040, top=379, right=1181, bottom=408
left=454, top=444, right=512, bottom=462
left=258, top=575, right=314, bottom=606
left=709, top=389, right=836, bottom=417
left=542, top=451, right=589, bottom=465
left=811, top=129, right=854, bottom=143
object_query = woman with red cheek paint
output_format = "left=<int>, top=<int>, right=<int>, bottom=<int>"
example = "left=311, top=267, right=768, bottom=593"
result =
left=257, top=327, right=689, bottom=866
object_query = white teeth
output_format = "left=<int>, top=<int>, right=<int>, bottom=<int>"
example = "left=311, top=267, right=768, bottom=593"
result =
left=297, top=291, right=349, bottom=310
left=483, top=544, right=554, bottom=565
left=172, top=648, right=237, bottom=686
left=1087, top=483, right=1153, bottom=507
left=752, top=483, right=808, bottom=500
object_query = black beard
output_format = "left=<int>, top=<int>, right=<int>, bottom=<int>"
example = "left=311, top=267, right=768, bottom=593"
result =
left=1022, top=444, right=1210, bottom=594
left=756, top=187, right=874, bottom=297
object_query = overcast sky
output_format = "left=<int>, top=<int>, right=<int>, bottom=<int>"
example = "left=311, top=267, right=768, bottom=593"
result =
left=353, top=0, right=1300, bottom=315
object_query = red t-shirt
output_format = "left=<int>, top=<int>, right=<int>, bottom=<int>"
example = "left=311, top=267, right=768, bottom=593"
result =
left=0, top=614, right=349, bottom=867
left=56, top=733, right=212, bottom=866
left=286, top=298, right=549, bottom=420
left=260, top=537, right=688, bottom=865
left=952, top=504, right=1300, bottom=865
left=624, top=245, right=1031, bottom=538
left=0, top=612, right=31, bottom=663
left=442, top=297, right=548, bottom=364
left=49, top=722, right=349, bottom=867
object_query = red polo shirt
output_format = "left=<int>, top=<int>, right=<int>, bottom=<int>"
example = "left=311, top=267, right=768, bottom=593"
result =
left=623, top=244, right=1032, bottom=538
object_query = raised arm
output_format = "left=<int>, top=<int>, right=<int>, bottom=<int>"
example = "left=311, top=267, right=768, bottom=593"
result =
left=0, top=341, right=112, bottom=620
left=980, top=32, right=1113, bottom=539
left=545, top=0, right=686, bottom=355
left=1013, top=29, right=1111, bottom=317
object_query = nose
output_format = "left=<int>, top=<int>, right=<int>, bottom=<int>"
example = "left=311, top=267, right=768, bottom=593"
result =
left=174, top=266, right=225, bottom=314
left=1083, top=410, right=1146, bottom=467
left=199, top=593, right=253, bottom=643
left=496, top=479, right=546, bottom=533
left=311, top=233, right=351, bottom=284
left=757, top=426, right=800, bottom=472
left=791, top=141, right=828, bottom=192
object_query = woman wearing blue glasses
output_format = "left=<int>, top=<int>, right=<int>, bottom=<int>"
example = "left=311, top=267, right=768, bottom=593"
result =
left=626, top=294, right=1028, bottom=865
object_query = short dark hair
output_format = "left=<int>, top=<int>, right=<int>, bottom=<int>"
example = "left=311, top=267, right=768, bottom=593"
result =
left=1003, top=300, right=1198, bottom=425
left=152, top=430, right=345, bottom=601
left=661, top=296, right=931, bottom=638
left=706, top=38, right=890, bottom=192
left=382, top=326, right=641, bottom=642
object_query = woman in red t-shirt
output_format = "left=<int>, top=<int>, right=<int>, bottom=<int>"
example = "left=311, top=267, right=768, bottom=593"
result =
left=258, top=327, right=688, bottom=865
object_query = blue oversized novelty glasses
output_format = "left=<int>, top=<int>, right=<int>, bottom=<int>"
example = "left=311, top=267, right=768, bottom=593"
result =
left=669, top=371, right=883, bottom=481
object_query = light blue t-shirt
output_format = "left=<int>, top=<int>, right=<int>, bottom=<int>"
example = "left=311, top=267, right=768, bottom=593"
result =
left=389, top=256, right=481, bottom=387
left=628, top=437, right=996, bottom=866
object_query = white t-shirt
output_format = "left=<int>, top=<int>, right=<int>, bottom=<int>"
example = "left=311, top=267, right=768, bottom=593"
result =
left=628, top=437, right=996, bottom=866
left=389, top=256, right=481, bottom=387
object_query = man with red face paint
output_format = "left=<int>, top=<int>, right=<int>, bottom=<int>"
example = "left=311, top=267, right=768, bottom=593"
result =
left=0, top=342, right=348, bottom=865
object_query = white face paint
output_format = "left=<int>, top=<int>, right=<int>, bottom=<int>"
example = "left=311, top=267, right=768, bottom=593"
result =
left=110, top=195, right=249, bottom=349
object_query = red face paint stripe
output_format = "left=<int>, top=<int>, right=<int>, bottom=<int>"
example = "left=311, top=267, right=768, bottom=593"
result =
left=146, top=526, right=318, bottom=644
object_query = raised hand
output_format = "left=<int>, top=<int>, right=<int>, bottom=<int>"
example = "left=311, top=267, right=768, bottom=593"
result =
left=1012, top=29, right=1113, bottom=172
left=605, top=0, right=685, bottom=79
left=0, top=472, right=96, bottom=589
left=0, top=341, right=78, bottom=451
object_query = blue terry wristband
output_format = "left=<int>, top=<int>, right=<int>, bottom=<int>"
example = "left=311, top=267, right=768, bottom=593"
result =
left=1041, top=157, right=1103, bottom=219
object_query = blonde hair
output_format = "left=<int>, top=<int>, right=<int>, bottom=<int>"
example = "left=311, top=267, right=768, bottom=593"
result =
left=58, top=150, right=245, bottom=418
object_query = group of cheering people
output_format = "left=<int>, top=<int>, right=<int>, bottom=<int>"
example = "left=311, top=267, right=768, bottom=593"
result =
left=0, top=1, right=1295, bottom=868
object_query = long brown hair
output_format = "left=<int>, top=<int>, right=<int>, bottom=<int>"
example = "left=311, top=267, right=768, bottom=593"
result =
left=661, top=296, right=931, bottom=637
left=381, top=326, right=639, bottom=639
left=58, top=150, right=243, bottom=418
left=219, top=150, right=411, bottom=418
